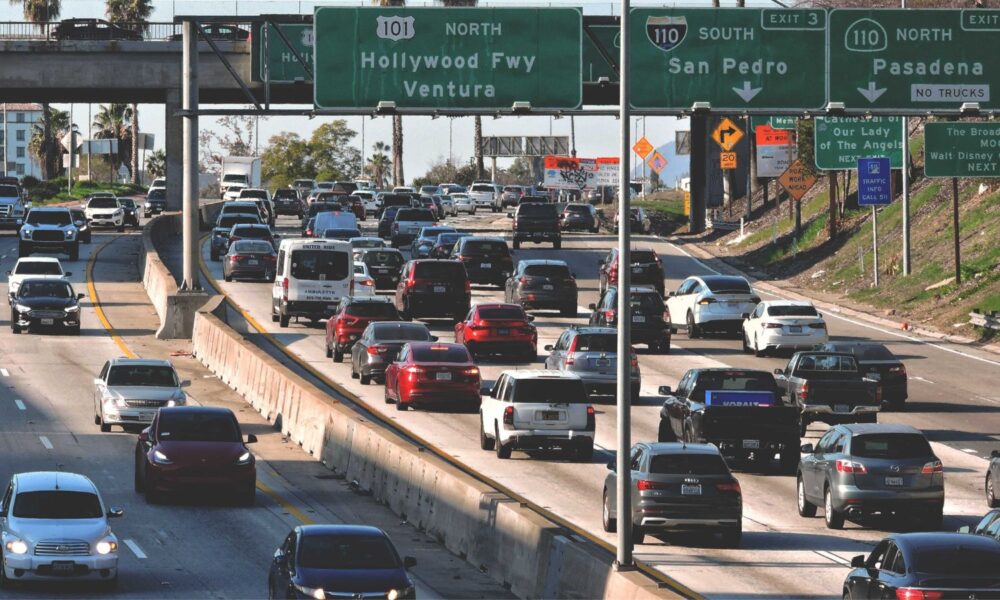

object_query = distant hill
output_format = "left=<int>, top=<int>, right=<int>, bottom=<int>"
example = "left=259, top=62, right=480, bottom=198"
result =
left=631, top=141, right=689, bottom=187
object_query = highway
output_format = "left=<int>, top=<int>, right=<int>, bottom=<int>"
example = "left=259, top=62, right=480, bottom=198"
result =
left=195, top=210, right=1000, bottom=599
left=0, top=228, right=510, bottom=599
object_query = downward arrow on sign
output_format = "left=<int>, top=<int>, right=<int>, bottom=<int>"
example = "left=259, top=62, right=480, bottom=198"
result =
left=857, top=81, right=887, bottom=103
left=732, top=81, right=762, bottom=103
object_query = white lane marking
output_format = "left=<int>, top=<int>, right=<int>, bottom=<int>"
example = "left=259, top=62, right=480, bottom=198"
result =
left=814, top=550, right=852, bottom=567
left=14, top=399, right=25, bottom=411
left=124, top=539, right=147, bottom=559
left=0, top=369, right=8, bottom=377
left=39, top=436, right=53, bottom=450
left=911, top=376, right=935, bottom=384
left=963, top=448, right=978, bottom=454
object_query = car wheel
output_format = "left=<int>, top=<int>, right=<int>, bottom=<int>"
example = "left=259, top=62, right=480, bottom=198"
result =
left=721, top=526, right=742, bottom=548
left=575, top=439, right=593, bottom=462
left=779, top=448, right=799, bottom=475
left=325, top=342, right=332, bottom=359
left=799, top=417, right=809, bottom=437
left=512, top=239, right=520, bottom=250
left=687, top=312, right=700, bottom=339
left=350, top=361, right=359, bottom=379
left=69, top=244, right=79, bottom=262
left=602, top=490, right=617, bottom=533
left=145, top=475, right=161, bottom=504
left=395, top=396, right=408, bottom=411
left=824, top=485, right=844, bottom=529
left=560, top=305, right=576, bottom=318
left=754, top=336, right=766, bottom=357
left=479, top=414, right=495, bottom=450
left=224, top=272, right=232, bottom=282
left=631, top=524, right=645, bottom=545
left=210, top=251, right=218, bottom=261
left=99, top=410, right=111, bottom=433
left=988, top=473, right=998, bottom=508
left=0, top=554, right=13, bottom=589
left=657, top=419, right=676, bottom=443
left=742, top=332, right=751, bottom=354
left=279, top=313, right=290, bottom=328
left=333, top=349, right=343, bottom=363
left=553, top=239, right=561, bottom=250
left=117, top=223, right=125, bottom=233
left=495, top=424, right=511, bottom=459
left=241, top=480, right=256, bottom=507
left=360, top=371, right=371, bottom=385
left=11, top=323, right=20, bottom=335
left=797, top=475, right=817, bottom=517
left=134, top=454, right=145, bottom=493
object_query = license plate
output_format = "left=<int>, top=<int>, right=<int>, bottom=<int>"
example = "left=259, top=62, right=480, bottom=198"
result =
left=632, top=266, right=642, bottom=273
left=435, top=372, right=452, bottom=381
left=498, top=328, right=509, bottom=336
left=885, top=476, right=904, bottom=486
left=834, top=404, right=850, bottom=413
left=681, top=484, right=702, bottom=496
left=247, top=259, right=259, bottom=265
left=480, top=263, right=492, bottom=269
left=789, top=325, right=802, bottom=333
left=376, top=268, right=389, bottom=273
left=596, top=359, right=610, bottom=367
left=41, top=318, right=54, bottom=325
left=632, top=315, right=646, bottom=323
left=543, top=284, right=554, bottom=290
left=434, top=286, right=446, bottom=293
left=51, top=562, right=75, bottom=573
left=532, top=233, right=544, bottom=239
left=742, top=439, right=760, bottom=449
left=327, top=304, right=338, bottom=311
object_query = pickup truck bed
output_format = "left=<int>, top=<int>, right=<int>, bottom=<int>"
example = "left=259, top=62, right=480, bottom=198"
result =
left=775, top=353, right=881, bottom=435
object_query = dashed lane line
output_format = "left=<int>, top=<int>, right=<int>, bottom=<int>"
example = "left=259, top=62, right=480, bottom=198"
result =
left=123, top=539, right=147, bottom=559
left=39, top=436, right=53, bottom=450
left=14, top=399, right=25, bottom=411
left=0, top=369, right=8, bottom=377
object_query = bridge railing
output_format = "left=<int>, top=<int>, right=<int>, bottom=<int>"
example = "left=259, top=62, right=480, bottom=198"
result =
left=0, top=21, right=253, bottom=42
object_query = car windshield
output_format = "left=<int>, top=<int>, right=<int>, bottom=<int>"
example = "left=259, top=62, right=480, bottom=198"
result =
left=437, top=233, right=466, bottom=245
left=572, top=334, right=616, bottom=353
left=240, top=190, right=268, bottom=200
left=703, top=277, right=752, bottom=294
left=18, top=281, right=72, bottom=298
left=513, top=379, right=588, bottom=404
left=346, top=303, right=397, bottom=318
left=649, top=453, right=730, bottom=475
left=309, top=203, right=341, bottom=217
left=565, top=205, right=589, bottom=214
left=411, top=345, right=471, bottom=363
left=524, top=264, right=570, bottom=278
left=767, top=305, right=818, bottom=317
left=119, top=199, right=136, bottom=208
left=462, top=241, right=509, bottom=256
left=396, top=209, right=434, bottom=222
left=232, top=227, right=270, bottom=238
left=478, top=307, right=525, bottom=320
left=298, top=534, right=400, bottom=570
left=797, top=355, right=859, bottom=372
left=0, top=185, right=19, bottom=197
left=850, top=434, right=933, bottom=459
left=15, top=262, right=62, bottom=275
left=13, top=491, right=103, bottom=519
left=233, top=240, right=273, bottom=254
left=372, top=324, right=431, bottom=341
left=88, top=198, right=118, bottom=209
left=363, top=251, right=404, bottom=267
left=107, top=365, right=178, bottom=387
left=323, top=228, right=362, bottom=240
left=289, top=250, right=350, bottom=281
left=630, top=293, right=664, bottom=313
left=630, top=251, right=658, bottom=264
left=157, top=411, right=240, bottom=443
left=910, top=547, right=1000, bottom=576
left=26, top=210, right=71, bottom=226
left=413, top=262, right=466, bottom=281
left=219, top=215, right=259, bottom=228
left=518, top=204, right=557, bottom=217
left=148, top=189, right=166, bottom=200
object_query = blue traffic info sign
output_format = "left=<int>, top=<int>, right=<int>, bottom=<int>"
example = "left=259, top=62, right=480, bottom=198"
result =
left=857, top=157, right=893, bottom=206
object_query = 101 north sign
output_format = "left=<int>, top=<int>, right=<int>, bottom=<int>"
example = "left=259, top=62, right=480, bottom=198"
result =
left=313, top=7, right=582, bottom=109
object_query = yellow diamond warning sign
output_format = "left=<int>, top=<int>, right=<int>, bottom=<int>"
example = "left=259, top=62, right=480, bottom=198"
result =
left=711, top=117, right=744, bottom=152
left=777, top=159, right=817, bottom=202
left=632, top=137, right=654, bottom=159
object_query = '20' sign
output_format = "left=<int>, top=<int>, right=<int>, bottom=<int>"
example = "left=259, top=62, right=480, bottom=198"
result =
left=376, top=16, right=416, bottom=41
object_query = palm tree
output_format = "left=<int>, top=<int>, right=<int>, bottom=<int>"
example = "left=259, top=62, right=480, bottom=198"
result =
left=92, top=103, right=133, bottom=176
left=28, top=107, right=69, bottom=177
left=105, top=0, right=151, bottom=185
left=367, top=142, right=391, bottom=189
left=374, top=0, right=405, bottom=186
left=12, top=0, right=61, bottom=178
left=145, top=149, right=165, bottom=178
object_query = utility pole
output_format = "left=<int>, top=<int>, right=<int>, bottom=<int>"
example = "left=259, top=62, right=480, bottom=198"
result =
left=901, top=0, right=911, bottom=275
left=68, top=104, right=73, bottom=194
left=615, top=0, right=633, bottom=571
left=181, top=19, right=200, bottom=291
left=2, top=104, right=7, bottom=176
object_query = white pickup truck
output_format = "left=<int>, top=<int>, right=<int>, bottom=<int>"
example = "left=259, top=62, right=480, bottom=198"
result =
left=6, top=257, right=70, bottom=301
left=390, top=207, right=436, bottom=248
left=479, top=370, right=595, bottom=461
left=468, top=183, right=499, bottom=211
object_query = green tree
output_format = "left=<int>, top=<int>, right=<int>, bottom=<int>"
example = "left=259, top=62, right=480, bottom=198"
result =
left=145, top=148, right=165, bottom=178
left=92, top=103, right=134, bottom=176
left=12, top=0, right=60, bottom=178
left=28, top=107, right=69, bottom=177
left=309, top=121, right=361, bottom=181
left=105, top=0, right=152, bottom=185
left=261, top=132, right=312, bottom=185
left=366, top=142, right=392, bottom=189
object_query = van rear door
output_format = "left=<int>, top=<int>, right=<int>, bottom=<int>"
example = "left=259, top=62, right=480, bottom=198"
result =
left=287, top=244, right=353, bottom=309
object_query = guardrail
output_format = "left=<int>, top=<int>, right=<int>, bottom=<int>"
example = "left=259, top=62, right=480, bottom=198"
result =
left=0, top=21, right=250, bottom=42
left=970, top=309, right=1000, bottom=330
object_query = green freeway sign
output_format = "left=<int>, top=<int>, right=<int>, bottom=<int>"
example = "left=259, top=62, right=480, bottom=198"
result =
left=582, top=24, right=618, bottom=83
left=829, top=9, right=1000, bottom=110
left=628, top=8, right=826, bottom=110
left=814, top=116, right=904, bottom=171
left=314, top=7, right=582, bottom=110
left=924, top=122, right=1000, bottom=177
left=251, top=22, right=313, bottom=83
left=751, top=116, right=797, bottom=130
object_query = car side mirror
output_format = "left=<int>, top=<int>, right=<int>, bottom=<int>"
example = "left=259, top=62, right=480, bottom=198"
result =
left=107, top=507, right=124, bottom=519
left=851, top=555, right=865, bottom=569
left=992, top=450, right=1000, bottom=459
left=544, top=344, right=553, bottom=351
left=93, top=378, right=104, bottom=386
left=246, top=434, right=258, bottom=444
left=4, top=270, right=9, bottom=276
left=273, top=549, right=285, bottom=564
left=588, top=303, right=596, bottom=310
left=527, top=315, right=535, bottom=322
left=77, top=293, right=85, bottom=299
left=773, top=368, right=783, bottom=375
left=800, top=443, right=814, bottom=454
left=480, top=384, right=493, bottom=397
left=403, top=556, right=417, bottom=569
left=742, top=313, right=750, bottom=320
left=667, top=292, right=675, bottom=297
left=958, top=525, right=971, bottom=534
left=606, top=461, right=616, bottom=471
left=180, top=380, right=191, bottom=388
left=64, top=272, right=73, bottom=277
left=430, top=335, right=438, bottom=342
left=658, top=385, right=672, bottom=396
left=506, top=213, right=513, bottom=219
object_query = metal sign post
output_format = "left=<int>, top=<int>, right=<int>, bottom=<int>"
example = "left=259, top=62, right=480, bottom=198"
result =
left=858, top=156, right=893, bottom=287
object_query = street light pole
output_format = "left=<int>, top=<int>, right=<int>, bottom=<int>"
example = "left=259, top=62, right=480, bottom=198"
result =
left=901, top=0, right=911, bottom=276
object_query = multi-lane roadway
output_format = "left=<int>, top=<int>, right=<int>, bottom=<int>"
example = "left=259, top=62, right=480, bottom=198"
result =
left=195, top=208, right=1000, bottom=599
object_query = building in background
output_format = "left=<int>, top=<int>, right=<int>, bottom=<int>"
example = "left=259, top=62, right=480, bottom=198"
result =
left=1, top=103, right=43, bottom=179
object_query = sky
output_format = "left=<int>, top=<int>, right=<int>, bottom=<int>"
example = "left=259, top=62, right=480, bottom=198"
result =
left=2, top=0, right=790, bottom=183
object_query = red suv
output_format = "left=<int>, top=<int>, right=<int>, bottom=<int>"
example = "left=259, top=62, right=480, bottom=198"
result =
left=384, top=342, right=481, bottom=412
left=325, top=297, right=401, bottom=363
left=454, top=303, right=536, bottom=362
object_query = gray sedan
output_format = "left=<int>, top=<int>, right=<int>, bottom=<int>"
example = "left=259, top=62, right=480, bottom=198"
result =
left=544, top=326, right=640, bottom=400
left=797, top=423, right=944, bottom=530
left=602, top=442, right=743, bottom=546
left=349, top=321, right=436, bottom=385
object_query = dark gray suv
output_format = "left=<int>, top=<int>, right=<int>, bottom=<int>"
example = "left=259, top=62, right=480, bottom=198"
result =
left=797, top=423, right=944, bottom=530
left=543, top=326, right=640, bottom=400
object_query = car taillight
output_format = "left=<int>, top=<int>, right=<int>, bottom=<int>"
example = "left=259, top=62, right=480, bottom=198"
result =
left=586, top=405, right=595, bottom=430
left=799, top=381, right=809, bottom=400
left=464, top=367, right=480, bottom=377
left=281, top=277, right=288, bottom=302
left=464, top=279, right=472, bottom=294
left=229, top=254, right=242, bottom=263
left=367, top=345, right=387, bottom=355
left=890, top=365, right=906, bottom=375
left=921, top=460, right=943, bottom=474
left=876, top=385, right=883, bottom=403
left=698, top=297, right=716, bottom=305
left=764, top=322, right=782, bottom=329
left=405, top=278, right=416, bottom=289
left=604, top=310, right=615, bottom=322
left=630, top=354, right=639, bottom=369
left=305, top=229, right=313, bottom=237
left=716, top=481, right=741, bottom=494
left=836, top=459, right=867, bottom=474
left=502, top=406, right=514, bottom=425
left=809, top=322, right=826, bottom=329
left=405, top=366, right=425, bottom=378
left=636, top=480, right=667, bottom=491
left=896, top=589, right=943, bottom=600
left=608, top=265, right=618, bottom=281
left=267, top=255, right=277, bottom=262
left=518, top=276, right=528, bottom=285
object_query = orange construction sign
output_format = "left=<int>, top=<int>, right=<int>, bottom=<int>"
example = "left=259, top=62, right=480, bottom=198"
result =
left=720, top=152, right=737, bottom=170
left=755, top=124, right=791, bottom=146
left=777, top=159, right=818, bottom=201
left=632, top=137, right=654, bottom=159
left=646, top=151, right=668, bottom=174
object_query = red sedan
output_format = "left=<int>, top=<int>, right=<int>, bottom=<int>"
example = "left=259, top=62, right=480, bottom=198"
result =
left=454, top=303, right=536, bottom=362
left=325, top=297, right=401, bottom=363
left=384, top=342, right=481, bottom=411
left=134, top=406, right=257, bottom=505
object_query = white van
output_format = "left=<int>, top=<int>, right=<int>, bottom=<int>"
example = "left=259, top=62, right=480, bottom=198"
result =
left=314, top=210, right=358, bottom=234
left=271, top=239, right=354, bottom=327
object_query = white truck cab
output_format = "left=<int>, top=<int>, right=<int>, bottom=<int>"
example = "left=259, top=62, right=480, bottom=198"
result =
left=6, top=257, right=69, bottom=301
left=271, top=238, right=354, bottom=328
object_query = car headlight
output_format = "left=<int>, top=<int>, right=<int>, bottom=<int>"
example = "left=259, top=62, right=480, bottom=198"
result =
left=5, top=539, right=28, bottom=555
left=65, top=304, right=80, bottom=313
left=388, top=586, right=415, bottom=600
left=294, top=584, right=325, bottom=600
left=95, top=540, right=118, bottom=555
left=64, top=229, right=76, bottom=240
left=152, top=449, right=172, bottom=464
left=15, top=303, right=31, bottom=313
left=236, top=451, right=253, bottom=465
left=20, top=228, right=32, bottom=239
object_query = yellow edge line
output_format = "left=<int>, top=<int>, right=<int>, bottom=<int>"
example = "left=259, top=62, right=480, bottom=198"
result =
left=256, top=480, right=315, bottom=525
left=197, top=236, right=702, bottom=599
left=86, top=238, right=137, bottom=359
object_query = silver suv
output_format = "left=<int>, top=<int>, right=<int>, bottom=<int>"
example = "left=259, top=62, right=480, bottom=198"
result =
left=0, top=471, right=122, bottom=589
left=543, top=326, right=641, bottom=400
left=93, top=358, right=188, bottom=433
left=797, top=423, right=944, bottom=530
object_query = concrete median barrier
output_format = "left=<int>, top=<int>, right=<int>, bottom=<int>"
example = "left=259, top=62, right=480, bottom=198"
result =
left=190, top=307, right=680, bottom=600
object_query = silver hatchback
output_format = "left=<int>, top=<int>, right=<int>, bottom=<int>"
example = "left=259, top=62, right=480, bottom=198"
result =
left=543, top=326, right=641, bottom=400
left=797, top=423, right=944, bottom=530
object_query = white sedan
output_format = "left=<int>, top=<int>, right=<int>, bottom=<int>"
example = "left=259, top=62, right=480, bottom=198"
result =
left=352, top=262, right=377, bottom=297
left=451, top=193, right=476, bottom=215
left=666, top=275, right=759, bottom=338
left=741, top=300, right=828, bottom=357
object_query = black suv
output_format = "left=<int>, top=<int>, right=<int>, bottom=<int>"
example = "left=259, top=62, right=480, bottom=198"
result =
left=272, top=188, right=303, bottom=217
left=588, top=286, right=671, bottom=353
left=395, top=259, right=471, bottom=322
left=505, top=259, right=577, bottom=316
left=377, top=206, right=402, bottom=240
left=560, top=203, right=599, bottom=233
left=451, top=237, right=513, bottom=288
left=510, top=202, right=561, bottom=249
left=599, top=247, right=666, bottom=298
left=144, top=188, right=167, bottom=217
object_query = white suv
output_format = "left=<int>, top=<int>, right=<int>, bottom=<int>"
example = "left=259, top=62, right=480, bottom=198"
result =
left=666, top=275, right=760, bottom=339
left=479, top=370, right=595, bottom=461
left=84, top=196, right=125, bottom=231
left=6, top=257, right=70, bottom=302
left=0, top=471, right=122, bottom=590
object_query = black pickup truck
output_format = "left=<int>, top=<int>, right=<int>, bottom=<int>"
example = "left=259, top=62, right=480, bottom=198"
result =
left=657, top=369, right=801, bottom=473
left=510, top=202, right=561, bottom=249
left=774, top=351, right=882, bottom=435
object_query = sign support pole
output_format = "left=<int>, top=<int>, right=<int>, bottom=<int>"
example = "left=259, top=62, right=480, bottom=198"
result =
left=615, top=0, right=633, bottom=571
left=872, top=207, right=879, bottom=287
left=901, top=0, right=911, bottom=276
left=181, top=19, right=201, bottom=292
left=952, top=177, right=961, bottom=285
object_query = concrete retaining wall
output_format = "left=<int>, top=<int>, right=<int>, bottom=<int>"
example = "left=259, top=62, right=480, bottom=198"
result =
left=190, top=309, right=677, bottom=600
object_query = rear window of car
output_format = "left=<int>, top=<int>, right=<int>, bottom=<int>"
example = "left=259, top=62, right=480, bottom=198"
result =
left=649, top=453, right=730, bottom=475
left=437, top=233, right=466, bottom=244
left=371, top=323, right=432, bottom=341
left=630, top=292, right=664, bottom=313
left=363, top=251, right=403, bottom=267
left=462, top=241, right=509, bottom=256
left=232, top=226, right=270, bottom=238
left=512, top=378, right=588, bottom=404
left=15, top=261, right=62, bottom=275
left=910, top=547, right=1000, bottom=576
left=565, top=204, right=589, bottom=214
left=767, top=305, right=818, bottom=317
left=240, top=190, right=268, bottom=199
left=411, top=345, right=471, bottom=363
left=309, top=203, right=341, bottom=217
left=381, top=207, right=401, bottom=220
left=396, top=209, right=434, bottom=222
left=797, top=355, right=859, bottom=372
left=572, top=334, right=616, bottom=353
left=13, top=491, right=103, bottom=519
left=219, top=215, right=259, bottom=228
left=233, top=240, right=273, bottom=254
left=518, top=203, right=557, bottom=217
left=274, top=189, right=297, bottom=199
left=524, top=264, right=570, bottom=278
left=346, top=302, right=398, bottom=318
left=850, top=434, right=933, bottom=459
left=324, top=228, right=362, bottom=240
left=413, top=262, right=467, bottom=281
left=289, top=250, right=350, bottom=281
left=471, top=184, right=494, bottom=192
left=690, top=372, right=777, bottom=399
left=478, top=307, right=525, bottom=320
left=630, top=251, right=658, bottom=264
left=703, top=277, right=752, bottom=294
